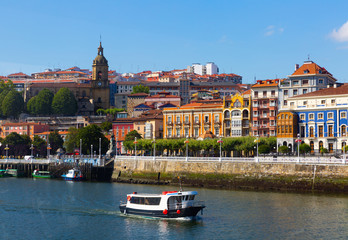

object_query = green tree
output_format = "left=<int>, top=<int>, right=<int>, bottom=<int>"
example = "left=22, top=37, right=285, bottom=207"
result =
left=32, top=135, right=47, bottom=157
left=2, top=132, right=30, bottom=156
left=258, top=144, right=271, bottom=155
left=2, top=90, right=24, bottom=118
left=52, top=87, right=77, bottom=115
left=125, top=130, right=142, bottom=141
left=27, top=88, right=54, bottom=115
left=299, top=143, right=311, bottom=156
left=279, top=145, right=290, bottom=154
left=132, top=85, right=149, bottom=94
left=0, top=89, right=10, bottom=116
left=320, top=147, right=328, bottom=155
left=64, top=127, right=79, bottom=153
left=100, top=121, right=112, bottom=132
left=76, top=124, right=108, bottom=155
left=48, top=131, right=64, bottom=154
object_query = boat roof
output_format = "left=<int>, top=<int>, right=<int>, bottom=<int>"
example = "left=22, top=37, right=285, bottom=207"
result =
left=128, top=191, right=198, bottom=197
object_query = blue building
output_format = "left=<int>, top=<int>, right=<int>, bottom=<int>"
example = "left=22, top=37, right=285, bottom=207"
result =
left=281, top=84, right=348, bottom=154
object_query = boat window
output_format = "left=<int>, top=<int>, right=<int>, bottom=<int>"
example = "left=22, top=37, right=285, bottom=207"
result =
left=189, top=195, right=195, bottom=200
left=130, top=197, right=161, bottom=205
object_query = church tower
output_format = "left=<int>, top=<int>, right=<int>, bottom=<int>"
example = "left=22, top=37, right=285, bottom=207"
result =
left=91, top=42, right=110, bottom=109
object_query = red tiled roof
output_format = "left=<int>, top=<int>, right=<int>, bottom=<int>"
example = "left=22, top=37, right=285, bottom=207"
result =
left=290, top=84, right=348, bottom=98
left=252, top=79, right=279, bottom=88
left=291, top=61, right=332, bottom=76
left=8, top=72, right=29, bottom=77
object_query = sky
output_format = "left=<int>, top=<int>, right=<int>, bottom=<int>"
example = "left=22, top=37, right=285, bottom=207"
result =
left=1, top=0, right=348, bottom=84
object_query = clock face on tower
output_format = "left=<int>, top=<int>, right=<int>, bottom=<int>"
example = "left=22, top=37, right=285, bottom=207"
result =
left=97, top=81, right=102, bottom=87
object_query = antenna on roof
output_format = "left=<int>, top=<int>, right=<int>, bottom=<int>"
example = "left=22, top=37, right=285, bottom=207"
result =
left=308, top=54, right=310, bottom=61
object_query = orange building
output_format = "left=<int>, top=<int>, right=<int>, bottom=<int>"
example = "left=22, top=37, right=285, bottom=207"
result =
left=0, top=122, right=50, bottom=139
left=251, top=79, right=279, bottom=137
left=276, top=112, right=298, bottom=151
left=163, top=100, right=223, bottom=138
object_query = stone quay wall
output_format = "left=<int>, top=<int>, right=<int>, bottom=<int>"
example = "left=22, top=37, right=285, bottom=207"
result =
left=113, top=159, right=348, bottom=193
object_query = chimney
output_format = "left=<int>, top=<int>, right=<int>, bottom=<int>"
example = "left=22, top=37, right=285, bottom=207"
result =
left=295, top=64, right=299, bottom=71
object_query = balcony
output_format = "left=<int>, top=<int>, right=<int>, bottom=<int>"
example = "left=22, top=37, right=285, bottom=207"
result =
left=184, top=121, right=190, bottom=125
left=193, top=121, right=200, bottom=125
left=260, top=105, right=268, bottom=109
left=214, top=120, right=221, bottom=125
left=167, top=121, right=173, bottom=126
left=175, top=121, right=181, bottom=125
left=204, top=121, right=210, bottom=125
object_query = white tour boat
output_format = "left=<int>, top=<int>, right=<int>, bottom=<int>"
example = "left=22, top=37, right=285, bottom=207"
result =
left=119, top=190, right=205, bottom=218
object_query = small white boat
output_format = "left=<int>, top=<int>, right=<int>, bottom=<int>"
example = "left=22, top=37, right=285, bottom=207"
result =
left=119, top=190, right=205, bottom=219
left=61, top=168, right=83, bottom=181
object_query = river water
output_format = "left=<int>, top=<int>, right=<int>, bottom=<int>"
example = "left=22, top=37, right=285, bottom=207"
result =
left=0, top=178, right=347, bottom=240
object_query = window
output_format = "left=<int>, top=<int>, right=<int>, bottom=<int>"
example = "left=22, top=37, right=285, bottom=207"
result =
left=233, top=100, right=241, bottom=108
left=254, top=91, right=258, bottom=98
left=215, top=127, right=219, bottom=136
left=284, top=90, right=288, bottom=96
left=284, top=100, right=287, bottom=106
left=204, top=116, right=209, bottom=123
left=303, top=89, right=308, bottom=94
left=328, top=112, right=333, bottom=119
left=168, top=129, right=172, bottom=137
left=341, top=112, right=347, bottom=118
left=341, top=125, right=346, bottom=136
left=214, top=115, right=219, bottom=122
left=331, top=99, right=335, bottom=104
left=309, top=113, right=314, bottom=120
left=168, top=116, right=172, bottom=123
left=300, top=114, right=305, bottom=120
left=303, top=79, right=309, bottom=85
left=176, top=128, right=180, bottom=137
left=293, top=90, right=298, bottom=95
left=194, top=116, right=199, bottom=123
left=293, top=81, right=299, bottom=85
left=303, top=101, right=307, bottom=105
left=319, top=125, right=323, bottom=137
left=176, top=116, right=180, bottom=123
left=319, top=79, right=324, bottom=84
left=271, top=90, right=275, bottom=96
left=328, top=125, right=333, bottom=137
left=318, top=113, right=323, bottom=119
left=321, top=100, right=325, bottom=104
left=185, top=116, right=189, bottom=123
left=309, top=126, right=314, bottom=137
left=194, top=128, right=199, bottom=137
left=290, top=102, right=294, bottom=106
left=263, top=91, right=267, bottom=97
left=130, top=197, right=161, bottom=205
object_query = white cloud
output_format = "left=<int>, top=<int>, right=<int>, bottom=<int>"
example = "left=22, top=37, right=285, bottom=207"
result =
left=264, top=25, right=284, bottom=37
left=330, top=21, right=348, bottom=42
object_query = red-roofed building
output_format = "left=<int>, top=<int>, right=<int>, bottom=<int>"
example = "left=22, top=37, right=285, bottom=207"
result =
left=251, top=79, right=279, bottom=137
left=7, top=72, right=32, bottom=80
left=0, top=122, right=50, bottom=139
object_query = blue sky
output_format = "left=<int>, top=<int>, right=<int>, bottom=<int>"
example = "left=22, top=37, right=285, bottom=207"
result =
left=1, top=0, right=348, bottom=83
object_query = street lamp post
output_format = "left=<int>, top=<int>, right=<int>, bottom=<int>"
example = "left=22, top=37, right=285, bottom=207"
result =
left=5, top=144, right=9, bottom=159
left=342, top=140, right=347, bottom=164
left=99, top=138, right=101, bottom=160
left=217, top=137, right=223, bottom=162
left=185, top=137, right=189, bottom=162
left=47, top=144, right=51, bottom=160
left=115, top=129, right=118, bottom=159
left=295, top=133, right=302, bottom=163
left=254, top=135, right=259, bottom=162
left=91, top=144, right=93, bottom=159
left=80, top=139, right=82, bottom=157
left=153, top=137, right=156, bottom=161
left=134, top=137, right=138, bottom=159
left=30, top=144, right=34, bottom=157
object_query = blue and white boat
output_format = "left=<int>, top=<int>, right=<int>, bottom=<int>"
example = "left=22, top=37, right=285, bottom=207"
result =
left=119, top=190, right=205, bottom=219
left=61, top=168, right=83, bottom=181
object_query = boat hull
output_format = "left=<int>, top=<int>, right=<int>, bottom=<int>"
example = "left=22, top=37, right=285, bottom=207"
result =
left=32, top=174, right=52, bottom=179
left=61, top=176, right=83, bottom=181
left=119, top=205, right=204, bottom=218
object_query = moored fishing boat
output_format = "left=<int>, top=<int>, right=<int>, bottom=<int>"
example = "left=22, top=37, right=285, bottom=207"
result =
left=119, top=190, right=205, bottom=219
left=61, top=168, right=83, bottom=181
left=32, top=169, right=52, bottom=179
left=5, top=169, right=24, bottom=177
left=0, top=169, right=10, bottom=177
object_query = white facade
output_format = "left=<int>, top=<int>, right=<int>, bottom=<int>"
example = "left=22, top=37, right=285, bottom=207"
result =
left=187, top=62, right=219, bottom=75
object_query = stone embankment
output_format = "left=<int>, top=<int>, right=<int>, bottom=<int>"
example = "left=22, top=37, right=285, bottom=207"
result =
left=113, top=159, right=348, bottom=193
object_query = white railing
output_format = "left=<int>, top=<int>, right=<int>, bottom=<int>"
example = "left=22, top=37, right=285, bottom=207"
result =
left=114, top=156, right=346, bottom=165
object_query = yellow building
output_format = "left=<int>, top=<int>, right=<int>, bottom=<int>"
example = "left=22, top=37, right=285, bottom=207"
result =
left=222, top=91, right=251, bottom=137
left=163, top=100, right=223, bottom=138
